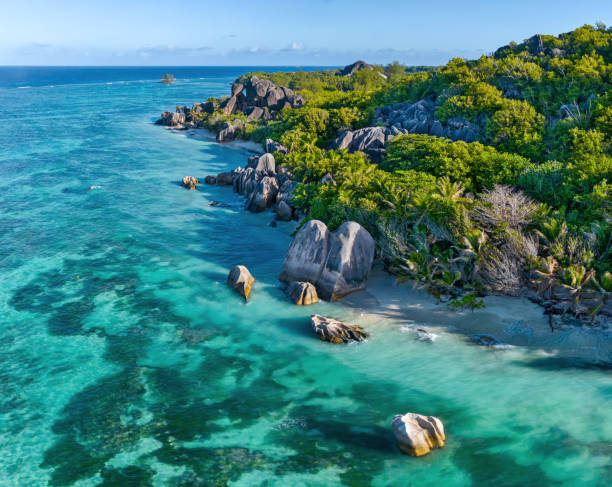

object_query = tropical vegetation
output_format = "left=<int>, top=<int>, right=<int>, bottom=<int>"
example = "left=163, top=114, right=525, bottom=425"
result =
left=197, top=24, right=612, bottom=319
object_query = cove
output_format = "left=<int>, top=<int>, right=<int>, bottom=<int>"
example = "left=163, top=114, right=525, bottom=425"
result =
left=0, top=67, right=610, bottom=487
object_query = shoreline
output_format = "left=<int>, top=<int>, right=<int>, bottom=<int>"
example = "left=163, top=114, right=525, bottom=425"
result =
left=342, top=265, right=612, bottom=365
left=162, top=114, right=612, bottom=366
left=170, top=126, right=612, bottom=365
left=175, top=127, right=264, bottom=154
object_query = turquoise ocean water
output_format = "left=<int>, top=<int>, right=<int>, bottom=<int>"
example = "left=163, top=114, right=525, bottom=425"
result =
left=0, top=67, right=610, bottom=486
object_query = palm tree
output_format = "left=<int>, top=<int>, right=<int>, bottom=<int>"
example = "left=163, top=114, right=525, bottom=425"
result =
left=532, top=255, right=559, bottom=300
left=561, top=264, right=595, bottom=316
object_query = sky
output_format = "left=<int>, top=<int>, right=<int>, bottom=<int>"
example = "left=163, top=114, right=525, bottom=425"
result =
left=0, top=0, right=610, bottom=66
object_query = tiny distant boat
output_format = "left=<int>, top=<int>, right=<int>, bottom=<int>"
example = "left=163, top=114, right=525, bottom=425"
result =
left=87, top=185, right=102, bottom=191
left=160, top=74, right=176, bottom=84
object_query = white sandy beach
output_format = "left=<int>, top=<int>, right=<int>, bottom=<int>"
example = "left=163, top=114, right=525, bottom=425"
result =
left=342, top=265, right=612, bottom=364
left=180, top=127, right=265, bottom=154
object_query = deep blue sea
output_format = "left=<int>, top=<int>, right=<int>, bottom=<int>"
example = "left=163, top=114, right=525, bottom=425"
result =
left=0, top=66, right=610, bottom=486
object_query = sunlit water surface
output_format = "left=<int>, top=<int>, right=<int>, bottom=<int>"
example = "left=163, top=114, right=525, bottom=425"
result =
left=0, top=67, right=610, bottom=486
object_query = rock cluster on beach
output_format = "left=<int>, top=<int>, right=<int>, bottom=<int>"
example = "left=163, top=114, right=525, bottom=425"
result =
left=209, top=152, right=299, bottom=221
left=280, top=220, right=375, bottom=301
left=155, top=76, right=304, bottom=141
left=392, top=413, right=446, bottom=457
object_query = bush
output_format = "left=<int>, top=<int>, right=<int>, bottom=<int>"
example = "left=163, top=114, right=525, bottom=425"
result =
left=383, top=134, right=533, bottom=193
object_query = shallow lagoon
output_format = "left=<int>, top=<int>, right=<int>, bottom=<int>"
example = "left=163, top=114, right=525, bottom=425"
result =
left=0, top=68, right=610, bottom=486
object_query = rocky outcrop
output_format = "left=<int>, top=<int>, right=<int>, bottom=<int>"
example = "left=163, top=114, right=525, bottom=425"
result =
left=337, top=61, right=374, bottom=77
left=287, top=282, right=319, bottom=305
left=220, top=93, right=248, bottom=115
left=254, top=153, right=276, bottom=173
left=328, top=98, right=485, bottom=161
left=227, top=265, right=255, bottom=301
left=245, top=77, right=305, bottom=111
left=246, top=176, right=279, bottom=213
left=373, top=98, right=482, bottom=143
left=330, top=126, right=392, bottom=163
left=280, top=220, right=375, bottom=301
left=266, top=138, right=288, bottom=154
left=276, top=200, right=294, bottom=221
left=494, top=34, right=566, bottom=59
left=276, top=179, right=297, bottom=204
left=392, top=413, right=445, bottom=457
left=216, top=171, right=234, bottom=186
left=192, top=101, right=217, bottom=114
left=310, top=314, right=368, bottom=343
left=156, top=75, right=303, bottom=141
left=231, top=82, right=244, bottom=96
left=223, top=152, right=300, bottom=217
left=217, top=119, right=245, bottom=143
left=331, top=98, right=484, bottom=162
left=156, top=111, right=186, bottom=127
left=181, top=176, right=199, bottom=190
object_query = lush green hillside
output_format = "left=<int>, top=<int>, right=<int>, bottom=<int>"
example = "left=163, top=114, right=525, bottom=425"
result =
left=201, top=24, right=612, bottom=317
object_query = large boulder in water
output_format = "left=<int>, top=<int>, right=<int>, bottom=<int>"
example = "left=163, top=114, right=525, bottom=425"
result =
left=287, top=281, right=319, bottom=305
left=310, top=314, right=368, bottom=343
left=392, top=413, right=445, bottom=457
left=276, top=200, right=293, bottom=221
left=246, top=176, right=279, bottom=213
left=279, top=220, right=375, bottom=301
left=227, top=265, right=255, bottom=301
left=280, top=220, right=330, bottom=287
left=156, top=111, right=186, bottom=127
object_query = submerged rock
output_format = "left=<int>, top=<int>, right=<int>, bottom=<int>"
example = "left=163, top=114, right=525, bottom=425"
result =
left=287, top=282, right=319, bottom=305
left=416, top=328, right=438, bottom=343
left=310, top=314, right=368, bottom=343
left=472, top=334, right=500, bottom=346
left=392, top=413, right=445, bottom=457
left=181, top=176, right=199, bottom=190
left=216, top=171, right=234, bottom=186
left=227, top=265, right=255, bottom=301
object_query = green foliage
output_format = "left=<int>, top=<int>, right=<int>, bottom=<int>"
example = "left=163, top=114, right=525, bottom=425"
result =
left=198, top=24, right=612, bottom=317
left=383, top=134, right=533, bottom=193
left=449, top=292, right=486, bottom=311
left=486, top=100, right=545, bottom=159
left=435, top=82, right=504, bottom=122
